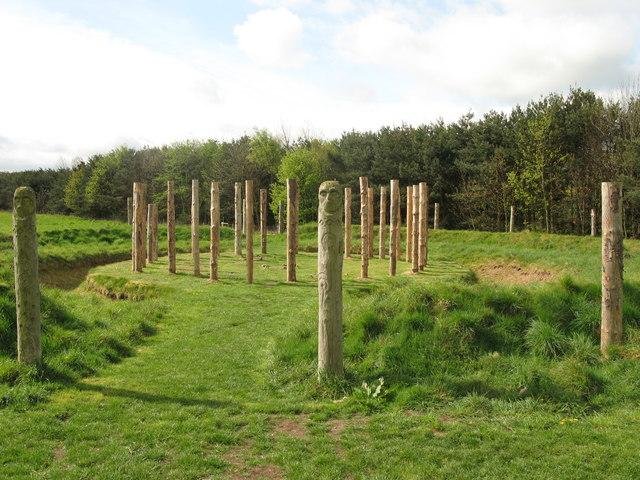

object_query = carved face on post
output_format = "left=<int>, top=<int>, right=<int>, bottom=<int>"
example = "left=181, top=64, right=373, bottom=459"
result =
left=14, top=187, right=36, bottom=219
left=318, top=181, right=341, bottom=224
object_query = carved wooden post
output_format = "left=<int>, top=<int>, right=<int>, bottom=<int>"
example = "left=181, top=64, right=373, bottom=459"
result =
left=278, top=202, right=284, bottom=234
left=286, top=179, right=298, bottom=282
left=379, top=186, right=387, bottom=260
left=367, top=186, right=374, bottom=258
left=591, top=208, right=596, bottom=237
left=246, top=180, right=254, bottom=283
left=234, top=182, right=242, bottom=256
left=192, top=179, right=200, bottom=276
left=344, top=187, right=352, bottom=259
left=389, top=180, right=399, bottom=276
left=359, top=176, right=369, bottom=278
left=406, top=186, right=413, bottom=262
left=260, top=188, right=268, bottom=254
left=13, top=187, right=41, bottom=364
left=509, top=205, right=515, bottom=233
left=434, top=202, right=440, bottom=230
left=418, top=182, right=428, bottom=270
left=167, top=181, right=176, bottom=273
left=210, top=181, right=220, bottom=281
left=132, top=182, right=146, bottom=272
left=601, top=182, right=623, bottom=355
left=317, top=181, right=344, bottom=379
left=411, top=185, right=419, bottom=273
left=127, top=196, right=132, bottom=224
left=147, top=203, right=158, bottom=263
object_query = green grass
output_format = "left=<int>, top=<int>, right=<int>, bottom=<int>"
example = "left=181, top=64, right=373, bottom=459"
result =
left=0, top=213, right=639, bottom=478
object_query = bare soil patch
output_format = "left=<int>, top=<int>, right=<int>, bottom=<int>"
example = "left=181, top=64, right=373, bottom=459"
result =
left=223, top=443, right=284, bottom=480
left=271, top=414, right=309, bottom=440
left=474, top=261, right=556, bottom=285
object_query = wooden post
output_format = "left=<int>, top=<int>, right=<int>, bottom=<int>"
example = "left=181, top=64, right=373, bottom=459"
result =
left=418, top=182, right=428, bottom=270
left=344, top=187, right=352, bottom=259
left=591, top=208, right=596, bottom=237
left=132, top=182, right=145, bottom=272
left=234, top=182, right=242, bottom=256
left=434, top=202, right=440, bottom=230
left=13, top=187, right=41, bottom=364
left=379, top=186, right=387, bottom=260
left=601, top=182, right=623, bottom=355
left=411, top=185, right=419, bottom=273
left=192, top=179, right=200, bottom=276
left=367, top=186, right=374, bottom=258
left=509, top=205, right=515, bottom=233
left=126, top=196, right=132, bottom=225
left=242, top=196, right=246, bottom=237
left=406, top=186, right=413, bottom=262
left=317, top=181, right=344, bottom=379
left=210, top=181, right=220, bottom=281
left=359, top=176, right=369, bottom=278
left=278, top=202, right=284, bottom=234
left=260, top=188, right=268, bottom=255
left=246, top=180, right=254, bottom=283
left=286, top=179, right=298, bottom=282
left=389, top=180, right=399, bottom=276
left=141, top=184, right=147, bottom=267
left=167, top=181, right=176, bottom=273
left=147, top=204, right=158, bottom=263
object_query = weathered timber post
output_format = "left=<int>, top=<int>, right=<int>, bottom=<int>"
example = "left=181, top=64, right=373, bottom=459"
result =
left=132, top=182, right=146, bottom=272
left=406, top=186, right=413, bottom=262
left=389, top=180, right=399, bottom=276
left=434, top=202, right=440, bottom=230
left=418, top=182, right=428, bottom=270
left=379, top=186, right=387, bottom=260
left=127, top=196, right=132, bottom=225
left=147, top=204, right=158, bottom=262
left=317, top=181, right=344, bottom=379
left=367, top=186, right=374, bottom=258
left=191, top=180, right=200, bottom=276
left=242, top=196, right=246, bottom=237
left=344, top=187, right=352, bottom=259
left=278, top=202, right=284, bottom=234
left=210, top=181, right=220, bottom=281
left=286, top=178, right=298, bottom=282
left=411, top=185, right=419, bottom=273
left=167, top=181, right=176, bottom=273
left=260, top=188, right=268, bottom=255
left=601, top=182, right=623, bottom=355
left=234, top=182, right=243, bottom=256
left=591, top=208, right=596, bottom=237
left=246, top=180, right=254, bottom=283
left=141, top=184, right=147, bottom=267
left=509, top=205, right=515, bottom=233
left=13, top=187, right=41, bottom=364
left=359, top=176, right=369, bottom=278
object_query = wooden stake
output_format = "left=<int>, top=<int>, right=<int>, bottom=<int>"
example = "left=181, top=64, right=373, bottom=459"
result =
left=286, top=178, right=298, bottom=282
left=234, top=182, right=242, bottom=256
left=147, top=203, right=158, bottom=262
left=509, top=205, right=515, bottom=233
left=591, top=208, right=596, bottom=237
left=278, top=202, right=284, bottom=234
left=260, top=188, right=268, bottom=254
left=167, top=181, right=176, bottom=273
left=242, top=196, right=246, bottom=237
left=379, top=186, right=387, bottom=260
left=411, top=185, right=419, bottom=273
left=418, top=182, right=428, bottom=270
left=367, top=186, right=374, bottom=258
left=601, top=182, right=623, bottom=355
left=126, top=196, right=132, bottom=224
left=389, top=180, right=399, bottom=276
left=192, top=179, right=200, bottom=276
left=132, top=182, right=145, bottom=272
left=13, top=187, right=41, bottom=364
left=434, top=202, right=440, bottom=230
left=406, top=186, right=413, bottom=262
left=344, top=187, right=352, bottom=259
left=317, top=181, right=344, bottom=379
left=359, top=176, right=369, bottom=278
left=210, top=181, right=220, bottom=281
left=246, top=180, right=254, bottom=283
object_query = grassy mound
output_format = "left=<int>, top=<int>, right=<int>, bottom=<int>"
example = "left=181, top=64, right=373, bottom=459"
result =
left=270, top=277, right=640, bottom=412
left=85, top=274, right=164, bottom=300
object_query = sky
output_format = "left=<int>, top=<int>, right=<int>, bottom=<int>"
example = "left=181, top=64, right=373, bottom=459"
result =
left=0, top=0, right=639, bottom=171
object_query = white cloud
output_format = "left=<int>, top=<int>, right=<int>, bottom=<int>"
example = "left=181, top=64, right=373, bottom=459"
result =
left=323, top=0, right=355, bottom=15
left=234, top=8, right=309, bottom=67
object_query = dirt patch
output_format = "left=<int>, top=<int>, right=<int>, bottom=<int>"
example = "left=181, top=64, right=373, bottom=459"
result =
left=223, top=443, right=283, bottom=480
left=326, top=415, right=368, bottom=440
left=271, top=414, right=309, bottom=440
left=53, top=444, right=67, bottom=461
left=474, top=262, right=555, bottom=285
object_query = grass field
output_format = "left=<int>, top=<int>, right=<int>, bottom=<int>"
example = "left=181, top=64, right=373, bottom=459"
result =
left=1, top=214, right=640, bottom=479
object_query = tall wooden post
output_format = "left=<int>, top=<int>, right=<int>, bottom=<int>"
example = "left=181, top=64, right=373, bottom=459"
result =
left=132, top=182, right=145, bottom=272
left=591, top=208, right=596, bottom=237
left=286, top=179, right=298, bottom=282
left=246, top=180, right=254, bottom=283
left=601, top=182, right=623, bottom=355
left=127, top=196, right=132, bottom=224
left=344, top=187, right=352, bottom=259
left=406, top=186, right=413, bottom=262
left=242, top=196, right=246, bottom=237
left=147, top=204, right=158, bottom=263
left=317, top=181, right=344, bottom=379
left=367, top=187, right=374, bottom=258
left=411, top=185, right=419, bottom=273
left=379, top=186, right=387, bottom=260
left=141, top=184, right=147, bottom=267
left=192, top=179, right=200, bottom=276
left=167, top=181, right=176, bottom=273
left=13, top=187, right=41, bottom=364
left=234, top=182, right=242, bottom=256
left=509, top=205, right=515, bottom=233
left=260, top=188, right=268, bottom=255
left=278, top=202, right=284, bottom=234
left=389, top=180, right=399, bottom=276
left=434, top=202, right=440, bottom=230
left=418, top=182, right=428, bottom=270
left=359, top=176, right=369, bottom=278
left=210, top=181, right=220, bottom=281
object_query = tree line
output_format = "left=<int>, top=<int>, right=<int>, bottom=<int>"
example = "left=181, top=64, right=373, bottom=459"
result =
left=1, top=87, right=638, bottom=237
